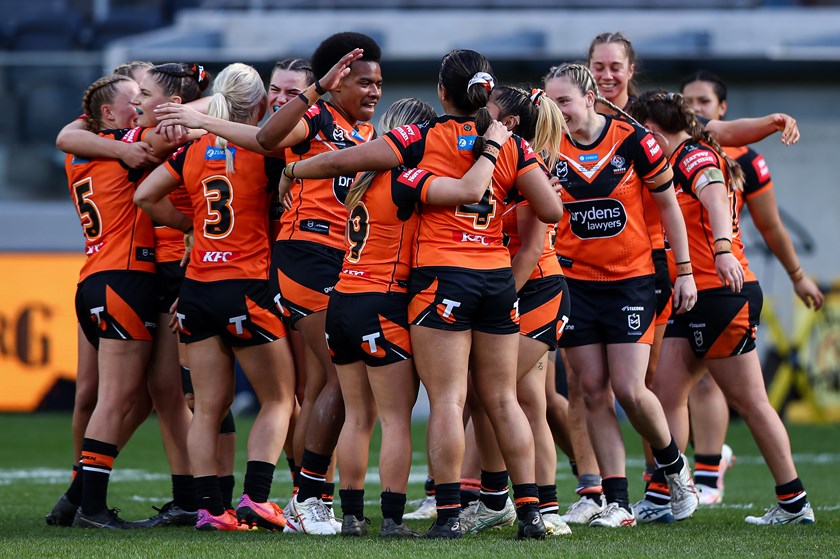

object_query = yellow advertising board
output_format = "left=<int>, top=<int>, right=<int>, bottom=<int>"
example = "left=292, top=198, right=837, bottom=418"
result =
left=0, top=253, right=83, bottom=411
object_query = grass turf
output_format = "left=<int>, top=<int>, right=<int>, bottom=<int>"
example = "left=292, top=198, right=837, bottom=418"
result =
left=1, top=413, right=838, bottom=558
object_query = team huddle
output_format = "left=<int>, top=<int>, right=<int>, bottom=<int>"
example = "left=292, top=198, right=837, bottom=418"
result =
left=46, top=30, right=824, bottom=538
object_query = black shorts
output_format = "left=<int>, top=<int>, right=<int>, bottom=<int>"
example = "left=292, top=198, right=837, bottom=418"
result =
left=559, top=275, right=656, bottom=348
left=326, top=290, right=411, bottom=367
left=176, top=278, right=287, bottom=346
left=271, top=240, right=343, bottom=328
left=665, top=281, right=762, bottom=359
left=408, top=266, right=519, bottom=335
left=518, top=275, right=570, bottom=350
left=653, top=248, right=673, bottom=322
left=156, top=260, right=185, bottom=314
left=75, top=270, right=158, bottom=348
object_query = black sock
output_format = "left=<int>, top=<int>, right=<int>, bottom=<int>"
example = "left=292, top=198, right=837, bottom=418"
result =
left=512, top=483, right=540, bottom=520
left=644, top=469, right=670, bottom=506
left=538, top=484, right=559, bottom=515
left=478, top=470, right=509, bottom=511
left=80, top=438, right=118, bottom=516
left=286, top=457, right=296, bottom=480
left=569, top=460, right=579, bottom=478
left=424, top=477, right=435, bottom=497
left=652, top=437, right=682, bottom=475
left=172, top=474, right=196, bottom=512
left=219, top=410, right=236, bottom=435
left=381, top=491, right=406, bottom=524
left=434, top=482, right=461, bottom=525
left=339, top=488, right=364, bottom=520
left=194, top=475, right=224, bottom=516
left=218, top=475, right=235, bottom=511
left=602, top=477, right=630, bottom=511
left=66, top=463, right=83, bottom=505
left=322, top=482, right=335, bottom=509
left=776, top=478, right=807, bottom=513
left=297, top=449, right=330, bottom=503
left=243, top=460, right=275, bottom=503
left=694, top=454, right=722, bottom=489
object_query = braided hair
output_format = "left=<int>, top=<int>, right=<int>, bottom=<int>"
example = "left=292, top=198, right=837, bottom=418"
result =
left=147, top=62, right=211, bottom=103
left=81, top=74, right=135, bottom=133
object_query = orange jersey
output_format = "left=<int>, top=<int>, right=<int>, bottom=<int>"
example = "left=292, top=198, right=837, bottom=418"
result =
left=552, top=116, right=670, bottom=281
left=164, top=135, right=283, bottom=282
left=65, top=128, right=155, bottom=283
left=723, top=145, right=774, bottom=217
left=383, top=116, right=540, bottom=269
left=154, top=185, right=194, bottom=263
left=280, top=100, right=376, bottom=250
left=670, top=140, right=756, bottom=291
left=335, top=167, right=424, bottom=294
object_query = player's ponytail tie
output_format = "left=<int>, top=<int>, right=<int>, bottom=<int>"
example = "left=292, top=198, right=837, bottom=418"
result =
left=529, top=88, right=544, bottom=107
left=467, top=72, right=494, bottom=94
left=191, top=64, right=207, bottom=83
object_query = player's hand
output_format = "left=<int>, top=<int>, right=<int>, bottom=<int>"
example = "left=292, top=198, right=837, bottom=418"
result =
left=168, top=298, right=179, bottom=333
left=278, top=174, right=296, bottom=209
left=672, top=274, right=698, bottom=315
left=155, top=103, right=206, bottom=130
left=119, top=141, right=162, bottom=168
left=180, top=230, right=194, bottom=268
left=772, top=113, right=800, bottom=146
left=483, top=120, right=513, bottom=146
left=317, top=48, right=364, bottom=93
left=793, top=274, right=825, bottom=310
left=715, top=252, right=745, bottom=292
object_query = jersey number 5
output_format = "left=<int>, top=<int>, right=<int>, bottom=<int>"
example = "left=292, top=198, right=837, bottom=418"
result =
left=346, top=202, right=370, bottom=263
left=203, top=176, right=234, bottom=238
left=455, top=186, right=496, bottom=230
left=73, top=178, right=102, bottom=241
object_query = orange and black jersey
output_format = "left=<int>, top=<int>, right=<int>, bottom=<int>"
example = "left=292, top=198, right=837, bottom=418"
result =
left=383, top=115, right=540, bottom=269
left=154, top=184, right=194, bottom=263
left=66, top=128, right=155, bottom=283
left=164, top=134, right=283, bottom=282
left=723, top=145, right=773, bottom=216
left=552, top=116, right=670, bottom=282
left=281, top=99, right=376, bottom=250
left=670, top=140, right=756, bottom=291
left=336, top=167, right=424, bottom=294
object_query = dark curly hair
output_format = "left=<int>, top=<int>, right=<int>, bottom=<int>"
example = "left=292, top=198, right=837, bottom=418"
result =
left=311, top=32, right=381, bottom=78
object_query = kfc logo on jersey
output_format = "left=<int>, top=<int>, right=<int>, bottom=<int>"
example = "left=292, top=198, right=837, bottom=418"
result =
left=397, top=168, right=429, bottom=188
left=642, top=133, right=662, bottom=163
left=679, top=150, right=716, bottom=175
left=753, top=154, right=771, bottom=182
left=85, top=241, right=105, bottom=255
left=342, top=269, right=370, bottom=278
left=565, top=198, right=628, bottom=240
left=200, top=251, right=240, bottom=262
left=454, top=232, right=499, bottom=246
left=391, top=124, right=421, bottom=148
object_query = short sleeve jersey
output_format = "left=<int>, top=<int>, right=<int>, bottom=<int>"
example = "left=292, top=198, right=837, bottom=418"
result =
left=65, top=128, right=155, bottom=283
left=670, top=140, right=756, bottom=291
left=164, top=134, right=283, bottom=282
left=280, top=99, right=376, bottom=250
left=335, top=167, right=425, bottom=295
left=723, top=145, right=774, bottom=217
left=552, top=116, right=670, bottom=281
left=383, top=116, right=540, bottom=270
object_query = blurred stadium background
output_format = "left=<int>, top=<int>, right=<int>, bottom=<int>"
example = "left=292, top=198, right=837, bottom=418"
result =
left=0, top=0, right=838, bottom=418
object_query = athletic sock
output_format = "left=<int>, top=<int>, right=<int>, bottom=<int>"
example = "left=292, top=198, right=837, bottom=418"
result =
left=381, top=491, right=406, bottom=524
left=66, top=463, right=83, bottom=505
left=644, top=469, right=670, bottom=505
left=339, top=488, right=364, bottom=520
left=776, top=478, right=807, bottom=514
left=243, top=460, right=275, bottom=503
left=424, top=477, right=435, bottom=497
left=602, top=476, right=630, bottom=511
left=80, top=438, right=118, bottom=516
left=576, top=473, right=603, bottom=502
left=652, top=437, right=683, bottom=476
left=694, top=454, right=722, bottom=490
left=538, top=484, right=559, bottom=515
left=218, top=475, right=235, bottom=511
left=172, top=474, right=197, bottom=512
left=512, top=483, right=540, bottom=519
left=286, top=457, right=296, bottom=481
left=296, top=449, right=330, bottom=503
left=569, top=460, right=579, bottom=478
left=478, top=470, right=509, bottom=511
left=194, top=475, right=225, bottom=516
left=322, top=482, right=335, bottom=510
left=434, top=482, right=461, bottom=525
left=460, top=477, right=481, bottom=508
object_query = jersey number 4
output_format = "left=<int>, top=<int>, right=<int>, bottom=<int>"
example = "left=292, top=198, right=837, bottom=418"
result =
left=73, top=178, right=102, bottom=241
left=203, top=176, right=234, bottom=238
left=455, top=186, right=496, bottom=230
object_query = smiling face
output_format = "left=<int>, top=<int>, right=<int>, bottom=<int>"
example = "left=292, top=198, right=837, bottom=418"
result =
left=588, top=42, right=634, bottom=107
left=132, top=73, right=178, bottom=128
left=681, top=79, right=727, bottom=120
left=267, top=68, right=311, bottom=114
left=545, top=75, right=593, bottom=137
left=106, top=80, right=141, bottom=129
left=330, top=61, right=382, bottom=123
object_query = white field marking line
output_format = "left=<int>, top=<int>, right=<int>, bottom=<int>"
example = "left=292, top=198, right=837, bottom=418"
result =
left=0, top=468, right=168, bottom=485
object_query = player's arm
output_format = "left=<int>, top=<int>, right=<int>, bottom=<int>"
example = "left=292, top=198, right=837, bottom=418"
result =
left=705, top=113, right=799, bottom=147
left=511, top=204, right=546, bottom=292
left=696, top=179, right=745, bottom=293
left=56, top=119, right=161, bottom=168
left=134, top=165, right=191, bottom=233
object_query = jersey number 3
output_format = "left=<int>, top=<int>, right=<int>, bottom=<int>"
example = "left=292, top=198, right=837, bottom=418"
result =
left=203, top=176, right=234, bottom=238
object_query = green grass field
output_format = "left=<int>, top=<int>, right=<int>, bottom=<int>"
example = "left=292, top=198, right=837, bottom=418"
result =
left=1, top=413, right=838, bottom=558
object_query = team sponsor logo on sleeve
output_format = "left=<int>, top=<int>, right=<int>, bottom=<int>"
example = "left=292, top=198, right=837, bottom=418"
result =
left=564, top=198, right=628, bottom=239
left=122, top=127, right=142, bottom=144
left=71, top=156, right=90, bottom=165
left=457, top=136, right=477, bottom=150
left=642, top=133, right=662, bottom=163
left=170, top=145, right=186, bottom=160
left=396, top=168, right=430, bottom=188
left=305, top=103, right=321, bottom=118
left=391, top=124, right=421, bottom=148
left=679, top=150, right=716, bottom=176
left=752, top=154, right=771, bottom=182
left=520, top=137, right=536, bottom=161
left=205, top=146, right=235, bottom=160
